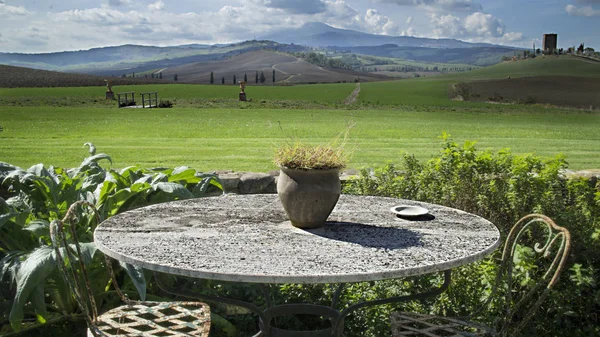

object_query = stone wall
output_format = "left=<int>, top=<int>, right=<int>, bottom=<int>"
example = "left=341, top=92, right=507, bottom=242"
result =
left=215, top=169, right=600, bottom=194
left=216, top=170, right=358, bottom=194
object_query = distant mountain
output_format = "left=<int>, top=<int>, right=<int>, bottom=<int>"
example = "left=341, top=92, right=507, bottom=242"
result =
left=262, top=22, right=506, bottom=49
left=0, top=41, right=310, bottom=75
left=335, top=45, right=518, bottom=66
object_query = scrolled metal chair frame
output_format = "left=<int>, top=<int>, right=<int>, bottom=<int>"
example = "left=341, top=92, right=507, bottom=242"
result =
left=50, top=201, right=211, bottom=337
left=391, top=214, right=571, bottom=337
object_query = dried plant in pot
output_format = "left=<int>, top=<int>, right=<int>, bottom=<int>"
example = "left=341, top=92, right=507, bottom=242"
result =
left=274, top=139, right=348, bottom=229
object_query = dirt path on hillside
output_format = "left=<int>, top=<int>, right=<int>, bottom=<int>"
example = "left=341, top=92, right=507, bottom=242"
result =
left=344, top=83, right=361, bottom=105
left=272, top=61, right=301, bottom=83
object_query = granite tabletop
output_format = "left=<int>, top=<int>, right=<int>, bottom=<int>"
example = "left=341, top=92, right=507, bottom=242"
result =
left=94, top=194, right=500, bottom=284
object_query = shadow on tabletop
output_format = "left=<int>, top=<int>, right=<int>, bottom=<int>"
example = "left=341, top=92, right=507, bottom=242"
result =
left=305, top=221, right=423, bottom=249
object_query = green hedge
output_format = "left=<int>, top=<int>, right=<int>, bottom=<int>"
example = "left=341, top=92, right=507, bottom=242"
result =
left=344, top=134, right=600, bottom=336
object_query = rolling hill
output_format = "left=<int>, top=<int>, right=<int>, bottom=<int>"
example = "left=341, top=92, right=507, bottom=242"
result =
left=358, top=56, right=600, bottom=109
left=0, top=64, right=166, bottom=88
left=160, top=50, right=388, bottom=84
left=262, top=22, right=502, bottom=49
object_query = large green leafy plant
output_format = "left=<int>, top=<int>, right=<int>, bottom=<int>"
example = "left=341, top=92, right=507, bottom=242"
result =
left=0, top=143, right=222, bottom=334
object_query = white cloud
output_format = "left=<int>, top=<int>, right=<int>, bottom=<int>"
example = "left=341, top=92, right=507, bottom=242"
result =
left=106, top=0, right=132, bottom=7
left=463, top=12, right=504, bottom=37
left=0, top=0, right=527, bottom=52
left=55, top=8, right=149, bottom=26
left=429, top=12, right=523, bottom=44
left=148, top=1, right=165, bottom=11
left=502, top=32, right=523, bottom=42
left=374, top=0, right=482, bottom=12
left=401, top=27, right=417, bottom=36
left=565, top=4, right=600, bottom=17
left=0, top=3, right=31, bottom=17
left=363, top=8, right=400, bottom=35
left=254, top=0, right=327, bottom=14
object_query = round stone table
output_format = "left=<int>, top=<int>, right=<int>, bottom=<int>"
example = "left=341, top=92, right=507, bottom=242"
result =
left=95, top=194, right=500, bottom=284
left=94, top=194, right=500, bottom=337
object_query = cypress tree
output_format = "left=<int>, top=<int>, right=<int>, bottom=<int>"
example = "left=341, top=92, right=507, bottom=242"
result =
left=272, top=69, right=275, bottom=83
left=174, top=74, right=178, bottom=81
left=210, top=72, right=214, bottom=84
left=221, top=77, right=225, bottom=84
left=244, top=73, right=248, bottom=82
left=260, top=71, right=266, bottom=83
left=255, top=71, right=259, bottom=84
left=159, top=72, right=163, bottom=79
left=233, top=75, right=237, bottom=84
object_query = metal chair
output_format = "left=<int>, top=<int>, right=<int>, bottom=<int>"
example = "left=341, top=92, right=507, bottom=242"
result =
left=50, top=201, right=211, bottom=337
left=391, top=214, right=571, bottom=337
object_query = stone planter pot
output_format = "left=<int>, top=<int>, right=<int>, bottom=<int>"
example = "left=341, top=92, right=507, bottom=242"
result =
left=277, top=167, right=341, bottom=229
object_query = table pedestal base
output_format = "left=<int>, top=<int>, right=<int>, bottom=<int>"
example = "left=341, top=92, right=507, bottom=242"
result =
left=154, top=270, right=451, bottom=337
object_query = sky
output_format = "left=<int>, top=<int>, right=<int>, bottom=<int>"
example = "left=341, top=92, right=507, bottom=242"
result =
left=0, top=0, right=598, bottom=53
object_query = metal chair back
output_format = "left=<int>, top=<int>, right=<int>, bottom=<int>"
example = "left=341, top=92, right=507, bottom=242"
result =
left=490, top=214, right=571, bottom=336
left=49, top=201, right=103, bottom=329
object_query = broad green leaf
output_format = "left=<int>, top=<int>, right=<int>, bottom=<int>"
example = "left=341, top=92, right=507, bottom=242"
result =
left=46, top=270, right=74, bottom=313
left=211, top=312, right=238, bottom=337
left=133, top=175, right=153, bottom=185
left=115, top=192, right=147, bottom=214
left=120, top=167, right=141, bottom=184
left=31, top=284, right=48, bottom=324
left=152, top=182, right=194, bottom=199
left=96, top=181, right=117, bottom=209
left=0, top=212, right=19, bottom=230
left=9, top=246, right=56, bottom=331
left=0, top=162, right=18, bottom=175
left=0, top=251, right=24, bottom=284
left=27, top=164, right=51, bottom=179
left=83, top=142, right=96, bottom=156
left=110, top=170, right=132, bottom=189
left=172, top=166, right=190, bottom=175
left=192, top=177, right=223, bottom=197
left=119, top=262, right=147, bottom=301
left=23, top=220, right=50, bottom=238
left=81, top=171, right=107, bottom=193
left=151, top=173, right=168, bottom=184
left=105, top=189, right=134, bottom=216
left=81, top=153, right=112, bottom=167
left=168, top=169, right=201, bottom=184
left=77, top=242, right=97, bottom=265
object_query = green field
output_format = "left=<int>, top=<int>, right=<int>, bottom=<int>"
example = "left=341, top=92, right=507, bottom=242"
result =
left=0, top=82, right=355, bottom=103
left=1, top=106, right=599, bottom=171
left=1, top=56, right=599, bottom=171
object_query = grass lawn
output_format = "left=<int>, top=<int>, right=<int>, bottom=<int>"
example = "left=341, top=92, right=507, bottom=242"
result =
left=1, top=106, right=599, bottom=171
left=0, top=82, right=355, bottom=103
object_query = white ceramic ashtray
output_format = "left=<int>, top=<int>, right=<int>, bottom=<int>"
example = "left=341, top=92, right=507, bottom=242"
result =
left=390, top=205, right=429, bottom=218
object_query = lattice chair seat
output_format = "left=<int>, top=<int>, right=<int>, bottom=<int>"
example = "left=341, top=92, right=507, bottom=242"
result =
left=391, top=214, right=571, bottom=337
left=391, top=312, right=493, bottom=337
left=50, top=201, right=211, bottom=337
left=89, top=302, right=210, bottom=337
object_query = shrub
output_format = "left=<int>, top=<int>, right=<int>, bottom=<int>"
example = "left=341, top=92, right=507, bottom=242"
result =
left=488, top=92, right=504, bottom=102
left=158, top=100, right=173, bottom=108
left=517, top=95, right=537, bottom=105
left=345, top=134, right=600, bottom=336
left=452, top=82, right=473, bottom=101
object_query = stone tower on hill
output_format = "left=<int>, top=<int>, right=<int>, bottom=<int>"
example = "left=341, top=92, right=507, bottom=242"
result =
left=543, top=34, right=558, bottom=54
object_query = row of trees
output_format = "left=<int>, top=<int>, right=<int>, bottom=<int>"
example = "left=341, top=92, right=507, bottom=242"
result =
left=208, top=70, right=276, bottom=84
left=363, top=65, right=473, bottom=72
left=291, top=52, right=354, bottom=70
